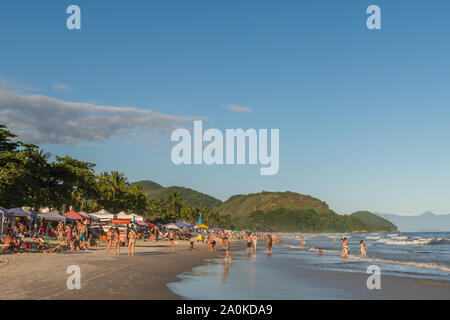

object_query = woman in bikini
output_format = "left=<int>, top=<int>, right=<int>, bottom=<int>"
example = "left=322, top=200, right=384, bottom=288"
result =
left=106, top=228, right=113, bottom=255
left=113, top=228, right=121, bottom=256
left=224, top=238, right=231, bottom=262
left=65, top=225, right=74, bottom=251
left=128, top=228, right=136, bottom=256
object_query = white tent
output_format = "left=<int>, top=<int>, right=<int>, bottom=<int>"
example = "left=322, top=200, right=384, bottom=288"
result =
left=90, top=209, right=115, bottom=220
left=128, top=213, right=144, bottom=221
left=116, top=211, right=132, bottom=219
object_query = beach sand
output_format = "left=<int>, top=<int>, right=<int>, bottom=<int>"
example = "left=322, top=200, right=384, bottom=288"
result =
left=0, top=240, right=238, bottom=300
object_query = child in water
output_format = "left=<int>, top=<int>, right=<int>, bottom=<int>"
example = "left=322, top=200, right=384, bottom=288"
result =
left=360, top=240, right=366, bottom=257
left=318, top=248, right=323, bottom=256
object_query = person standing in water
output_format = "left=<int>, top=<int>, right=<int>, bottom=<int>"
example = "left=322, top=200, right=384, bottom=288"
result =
left=246, top=233, right=253, bottom=253
left=224, top=237, right=231, bottom=262
left=128, top=227, right=137, bottom=256
left=341, top=237, right=349, bottom=257
left=360, top=240, right=366, bottom=257
left=300, top=236, right=305, bottom=246
left=253, top=233, right=258, bottom=252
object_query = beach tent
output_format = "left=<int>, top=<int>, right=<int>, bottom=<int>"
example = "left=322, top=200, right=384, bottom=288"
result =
left=38, top=211, right=75, bottom=223
left=128, top=213, right=144, bottom=221
left=116, top=211, right=132, bottom=219
left=90, top=209, right=115, bottom=220
left=6, top=208, right=36, bottom=218
left=164, top=223, right=180, bottom=230
left=0, top=208, right=6, bottom=236
left=63, top=210, right=88, bottom=222
left=79, top=211, right=99, bottom=222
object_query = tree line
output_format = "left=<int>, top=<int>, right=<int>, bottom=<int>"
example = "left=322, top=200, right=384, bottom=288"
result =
left=0, top=124, right=236, bottom=228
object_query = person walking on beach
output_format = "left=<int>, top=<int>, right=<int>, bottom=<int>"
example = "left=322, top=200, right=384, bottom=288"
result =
left=79, top=222, right=89, bottom=251
left=106, top=228, right=113, bottom=255
left=113, top=228, right=121, bottom=256
left=168, top=230, right=175, bottom=253
left=266, top=234, right=273, bottom=253
left=360, top=240, right=366, bottom=257
left=128, top=227, right=136, bottom=256
left=300, top=236, right=305, bottom=246
left=246, top=233, right=253, bottom=254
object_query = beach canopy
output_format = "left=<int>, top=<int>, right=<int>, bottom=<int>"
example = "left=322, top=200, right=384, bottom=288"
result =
left=116, top=211, right=132, bottom=219
left=6, top=208, right=36, bottom=218
left=164, top=223, right=180, bottom=230
left=63, top=211, right=88, bottom=221
left=0, top=207, right=8, bottom=215
left=128, top=213, right=144, bottom=221
left=79, top=211, right=99, bottom=221
left=134, top=220, right=147, bottom=227
left=196, top=224, right=209, bottom=230
left=38, top=211, right=75, bottom=223
left=90, top=209, right=115, bottom=220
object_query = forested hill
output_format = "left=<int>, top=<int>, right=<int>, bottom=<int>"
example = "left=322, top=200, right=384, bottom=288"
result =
left=131, top=180, right=223, bottom=210
left=219, top=191, right=398, bottom=233
left=351, top=211, right=398, bottom=232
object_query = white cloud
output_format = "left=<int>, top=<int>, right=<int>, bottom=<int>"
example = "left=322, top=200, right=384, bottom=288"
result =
left=225, top=104, right=252, bottom=113
left=52, top=83, right=71, bottom=91
left=0, top=90, right=203, bottom=145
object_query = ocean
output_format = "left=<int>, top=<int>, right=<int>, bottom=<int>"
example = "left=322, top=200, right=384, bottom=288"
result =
left=167, top=232, right=450, bottom=299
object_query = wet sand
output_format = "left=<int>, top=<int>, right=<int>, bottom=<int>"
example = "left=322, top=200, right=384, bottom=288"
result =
left=0, top=240, right=243, bottom=300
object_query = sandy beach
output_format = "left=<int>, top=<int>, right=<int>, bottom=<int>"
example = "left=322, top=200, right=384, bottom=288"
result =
left=0, top=240, right=242, bottom=300
left=1, top=238, right=449, bottom=300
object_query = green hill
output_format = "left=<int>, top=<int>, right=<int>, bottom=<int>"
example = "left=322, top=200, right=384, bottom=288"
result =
left=219, top=191, right=397, bottom=233
left=351, top=211, right=398, bottom=232
left=219, top=191, right=333, bottom=218
left=131, top=180, right=222, bottom=209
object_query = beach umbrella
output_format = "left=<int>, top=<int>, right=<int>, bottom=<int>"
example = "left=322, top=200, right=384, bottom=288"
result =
left=164, top=223, right=180, bottom=230
left=196, top=224, right=209, bottom=230
left=175, top=222, right=191, bottom=229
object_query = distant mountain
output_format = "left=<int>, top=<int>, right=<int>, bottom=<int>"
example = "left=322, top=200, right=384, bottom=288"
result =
left=131, top=180, right=223, bottom=209
left=219, top=191, right=395, bottom=233
left=350, top=211, right=398, bottom=232
left=375, top=212, right=450, bottom=232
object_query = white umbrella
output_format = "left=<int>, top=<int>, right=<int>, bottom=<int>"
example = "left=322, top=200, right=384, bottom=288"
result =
left=164, top=223, right=180, bottom=230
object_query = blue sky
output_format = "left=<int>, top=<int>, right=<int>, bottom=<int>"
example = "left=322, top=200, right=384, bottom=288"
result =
left=1, top=0, right=450, bottom=215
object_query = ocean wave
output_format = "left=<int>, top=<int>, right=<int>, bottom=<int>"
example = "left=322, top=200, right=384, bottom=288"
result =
left=365, top=236, right=381, bottom=240
left=349, top=255, right=450, bottom=273
left=377, top=237, right=450, bottom=246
